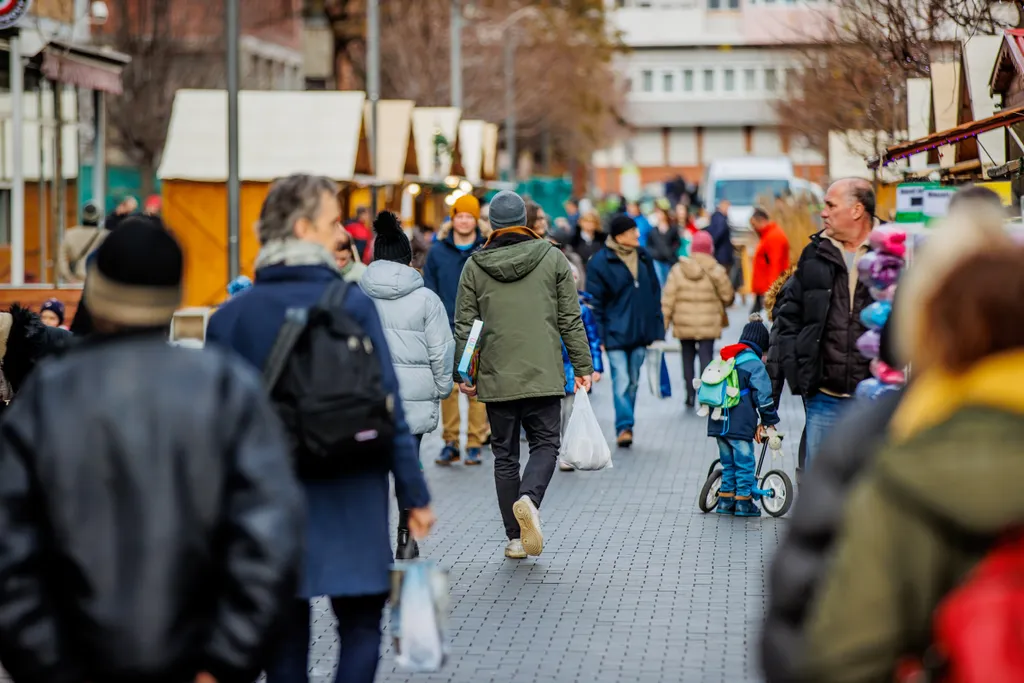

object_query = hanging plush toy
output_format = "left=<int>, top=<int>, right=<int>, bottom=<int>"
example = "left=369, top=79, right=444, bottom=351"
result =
left=854, top=224, right=909, bottom=398
left=869, top=227, right=908, bottom=259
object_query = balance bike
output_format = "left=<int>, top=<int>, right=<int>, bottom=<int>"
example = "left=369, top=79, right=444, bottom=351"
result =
left=697, top=435, right=793, bottom=517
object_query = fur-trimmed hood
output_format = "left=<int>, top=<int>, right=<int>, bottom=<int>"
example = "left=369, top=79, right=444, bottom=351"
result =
left=764, top=266, right=797, bottom=322
left=0, top=304, right=71, bottom=394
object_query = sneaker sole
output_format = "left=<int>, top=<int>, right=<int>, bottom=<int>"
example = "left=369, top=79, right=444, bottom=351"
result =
left=464, top=460, right=483, bottom=466
left=512, top=500, right=543, bottom=556
left=504, top=548, right=527, bottom=559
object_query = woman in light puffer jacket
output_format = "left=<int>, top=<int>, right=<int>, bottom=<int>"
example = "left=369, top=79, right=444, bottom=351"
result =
left=361, top=212, right=455, bottom=559
left=661, top=229, right=734, bottom=408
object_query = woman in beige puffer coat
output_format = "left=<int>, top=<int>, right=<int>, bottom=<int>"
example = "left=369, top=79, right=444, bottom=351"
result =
left=662, top=229, right=735, bottom=407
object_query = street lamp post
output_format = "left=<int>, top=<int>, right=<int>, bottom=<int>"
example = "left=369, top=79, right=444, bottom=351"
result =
left=226, top=0, right=240, bottom=281
left=367, top=0, right=380, bottom=217
left=504, top=36, right=516, bottom=183
left=451, top=0, right=462, bottom=109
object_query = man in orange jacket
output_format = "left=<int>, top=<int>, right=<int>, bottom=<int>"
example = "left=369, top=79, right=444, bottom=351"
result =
left=750, top=208, right=791, bottom=314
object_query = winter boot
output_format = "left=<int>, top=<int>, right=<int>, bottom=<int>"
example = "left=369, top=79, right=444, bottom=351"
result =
left=464, top=447, right=483, bottom=466
left=716, top=492, right=736, bottom=515
left=734, top=496, right=762, bottom=518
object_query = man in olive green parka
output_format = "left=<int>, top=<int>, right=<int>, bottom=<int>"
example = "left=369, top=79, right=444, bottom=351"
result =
left=454, top=190, right=593, bottom=561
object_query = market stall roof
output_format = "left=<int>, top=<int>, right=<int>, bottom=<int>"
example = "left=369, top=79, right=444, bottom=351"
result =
left=158, top=90, right=371, bottom=182
left=869, top=104, right=1024, bottom=169
left=411, top=107, right=462, bottom=179
left=26, top=39, right=130, bottom=95
left=364, top=99, right=417, bottom=184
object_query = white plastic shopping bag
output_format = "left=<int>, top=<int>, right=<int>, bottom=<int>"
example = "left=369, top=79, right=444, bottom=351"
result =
left=560, top=388, right=613, bottom=470
left=390, top=560, right=450, bottom=672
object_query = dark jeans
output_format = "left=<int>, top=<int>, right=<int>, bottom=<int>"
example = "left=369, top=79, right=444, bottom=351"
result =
left=750, top=294, right=764, bottom=315
left=681, top=339, right=715, bottom=402
left=486, top=396, right=562, bottom=540
left=265, top=593, right=388, bottom=683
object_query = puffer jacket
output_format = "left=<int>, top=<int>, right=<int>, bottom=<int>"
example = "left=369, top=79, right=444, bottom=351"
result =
left=360, top=260, right=455, bottom=435
left=761, top=389, right=902, bottom=683
left=775, top=232, right=873, bottom=397
left=661, top=252, right=735, bottom=340
left=765, top=266, right=797, bottom=407
left=0, top=333, right=305, bottom=683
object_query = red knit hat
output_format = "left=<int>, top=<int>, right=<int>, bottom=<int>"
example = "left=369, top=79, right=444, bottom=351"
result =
left=691, top=229, right=714, bottom=255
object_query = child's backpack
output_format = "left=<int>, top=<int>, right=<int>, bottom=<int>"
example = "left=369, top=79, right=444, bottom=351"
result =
left=693, top=358, right=740, bottom=420
left=896, top=531, right=1024, bottom=683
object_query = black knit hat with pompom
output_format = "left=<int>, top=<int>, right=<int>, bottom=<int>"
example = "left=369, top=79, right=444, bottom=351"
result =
left=372, top=211, right=412, bottom=265
left=739, top=313, right=770, bottom=357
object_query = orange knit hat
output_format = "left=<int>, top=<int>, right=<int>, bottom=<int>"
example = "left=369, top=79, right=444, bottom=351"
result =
left=451, top=194, right=480, bottom=221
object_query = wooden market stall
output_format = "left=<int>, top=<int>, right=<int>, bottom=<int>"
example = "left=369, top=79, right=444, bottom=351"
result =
left=158, top=90, right=372, bottom=307
left=354, top=99, right=418, bottom=216
left=408, top=106, right=465, bottom=227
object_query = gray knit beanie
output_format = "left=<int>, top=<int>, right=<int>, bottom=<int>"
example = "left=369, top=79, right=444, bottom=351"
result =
left=487, top=190, right=527, bottom=231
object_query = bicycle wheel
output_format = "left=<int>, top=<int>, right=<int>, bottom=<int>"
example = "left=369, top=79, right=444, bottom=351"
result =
left=759, top=469, right=794, bottom=517
left=698, top=469, right=723, bottom=513
left=706, top=459, right=721, bottom=480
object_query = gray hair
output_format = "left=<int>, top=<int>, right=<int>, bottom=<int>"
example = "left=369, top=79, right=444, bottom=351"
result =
left=257, top=173, right=338, bottom=243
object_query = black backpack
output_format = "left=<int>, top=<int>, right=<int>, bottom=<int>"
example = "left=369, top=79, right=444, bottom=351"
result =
left=262, top=280, right=395, bottom=479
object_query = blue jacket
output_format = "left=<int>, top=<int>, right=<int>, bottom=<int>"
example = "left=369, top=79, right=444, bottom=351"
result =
left=562, top=292, right=604, bottom=394
left=585, top=245, right=665, bottom=352
left=205, top=263, right=430, bottom=599
left=707, top=210, right=735, bottom=268
left=634, top=213, right=654, bottom=249
left=707, top=342, right=780, bottom=441
left=423, top=230, right=487, bottom=328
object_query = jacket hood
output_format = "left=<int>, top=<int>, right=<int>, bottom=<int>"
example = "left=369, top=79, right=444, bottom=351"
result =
left=359, top=260, right=423, bottom=300
left=471, top=238, right=554, bottom=283
left=881, top=349, right=1024, bottom=533
left=678, top=252, right=719, bottom=281
left=764, top=266, right=797, bottom=321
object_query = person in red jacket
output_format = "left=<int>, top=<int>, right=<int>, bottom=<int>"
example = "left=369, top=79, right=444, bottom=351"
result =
left=750, top=208, right=790, bottom=314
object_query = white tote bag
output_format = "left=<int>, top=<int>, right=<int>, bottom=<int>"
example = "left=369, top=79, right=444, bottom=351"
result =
left=560, top=388, right=613, bottom=471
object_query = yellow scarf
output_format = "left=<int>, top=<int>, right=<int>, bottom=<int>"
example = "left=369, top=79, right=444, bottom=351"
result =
left=890, top=349, right=1024, bottom=443
left=606, top=236, right=639, bottom=279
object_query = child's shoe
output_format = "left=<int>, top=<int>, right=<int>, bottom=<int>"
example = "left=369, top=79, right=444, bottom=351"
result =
left=716, top=492, right=735, bottom=515
left=464, top=447, right=482, bottom=466
left=734, top=497, right=762, bottom=517
left=435, top=442, right=460, bottom=465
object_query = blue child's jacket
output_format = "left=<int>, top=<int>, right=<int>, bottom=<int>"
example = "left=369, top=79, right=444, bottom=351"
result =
left=562, top=292, right=604, bottom=394
left=707, top=342, right=780, bottom=441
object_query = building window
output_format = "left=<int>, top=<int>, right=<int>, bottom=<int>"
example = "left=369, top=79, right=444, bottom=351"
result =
left=785, top=67, right=799, bottom=88
left=663, top=72, right=674, bottom=92
left=0, top=189, right=11, bottom=245
left=641, top=70, right=653, bottom=92
left=744, top=68, right=756, bottom=90
left=707, top=0, right=721, bottom=9
left=765, top=68, right=778, bottom=92
left=682, top=69, right=694, bottom=92
left=626, top=77, right=633, bottom=92
left=724, top=69, right=735, bottom=91
left=727, top=0, right=740, bottom=8
left=703, top=69, right=715, bottom=91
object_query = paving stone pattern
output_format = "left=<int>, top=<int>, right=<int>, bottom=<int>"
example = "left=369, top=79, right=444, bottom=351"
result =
left=311, top=304, right=804, bottom=683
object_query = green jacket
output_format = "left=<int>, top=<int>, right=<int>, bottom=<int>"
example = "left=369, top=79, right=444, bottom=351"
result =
left=453, top=234, right=594, bottom=402
left=803, top=350, right=1024, bottom=683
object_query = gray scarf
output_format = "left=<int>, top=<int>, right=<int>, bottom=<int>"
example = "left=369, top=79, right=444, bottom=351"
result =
left=255, top=238, right=341, bottom=273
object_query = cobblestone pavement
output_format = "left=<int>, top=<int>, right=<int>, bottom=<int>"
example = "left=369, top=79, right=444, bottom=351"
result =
left=306, top=303, right=805, bottom=683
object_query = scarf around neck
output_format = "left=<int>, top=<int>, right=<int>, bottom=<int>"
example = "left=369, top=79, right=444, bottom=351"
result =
left=255, top=238, right=341, bottom=274
left=606, top=236, right=639, bottom=279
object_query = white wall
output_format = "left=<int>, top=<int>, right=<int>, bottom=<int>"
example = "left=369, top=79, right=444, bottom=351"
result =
left=668, top=129, right=699, bottom=165
left=753, top=128, right=783, bottom=156
left=631, top=129, right=665, bottom=166
left=704, top=127, right=746, bottom=160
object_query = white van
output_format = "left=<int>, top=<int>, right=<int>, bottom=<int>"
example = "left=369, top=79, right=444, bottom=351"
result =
left=703, top=157, right=795, bottom=236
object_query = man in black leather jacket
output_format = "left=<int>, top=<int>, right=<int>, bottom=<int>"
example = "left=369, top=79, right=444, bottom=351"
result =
left=0, top=220, right=305, bottom=683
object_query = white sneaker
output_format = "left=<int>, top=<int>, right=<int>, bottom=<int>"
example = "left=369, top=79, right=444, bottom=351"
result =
left=512, top=495, right=544, bottom=556
left=504, top=539, right=527, bottom=559
left=558, top=460, right=575, bottom=472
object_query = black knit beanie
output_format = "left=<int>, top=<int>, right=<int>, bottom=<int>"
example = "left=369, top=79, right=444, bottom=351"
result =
left=609, top=213, right=637, bottom=238
left=84, top=217, right=183, bottom=327
left=739, top=313, right=770, bottom=357
left=372, top=211, right=412, bottom=265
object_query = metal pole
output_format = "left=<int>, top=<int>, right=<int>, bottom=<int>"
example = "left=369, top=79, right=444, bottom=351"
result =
left=226, top=0, right=241, bottom=281
left=38, top=82, right=46, bottom=284
left=53, top=85, right=66, bottom=285
left=92, top=90, right=106, bottom=224
left=504, top=36, right=516, bottom=183
left=450, top=0, right=462, bottom=109
left=10, top=34, right=24, bottom=285
left=367, top=0, right=380, bottom=217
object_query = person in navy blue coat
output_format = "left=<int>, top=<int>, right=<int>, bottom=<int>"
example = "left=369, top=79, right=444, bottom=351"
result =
left=585, top=214, right=664, bottom=448
left=706, top=199, right=736, bottom=271
left=205, top=174, right=434, bottom=683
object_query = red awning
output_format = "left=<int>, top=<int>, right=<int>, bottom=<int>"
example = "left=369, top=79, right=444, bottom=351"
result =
left=871, top=105, right=1024, bottom=169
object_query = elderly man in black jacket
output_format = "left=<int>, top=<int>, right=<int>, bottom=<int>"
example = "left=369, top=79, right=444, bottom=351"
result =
left=774, top=178, right=875, bottom=470
left=0, top=221, right=304, bottom=683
